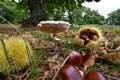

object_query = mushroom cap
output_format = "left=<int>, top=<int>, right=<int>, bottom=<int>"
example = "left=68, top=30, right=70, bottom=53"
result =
left=37, top=21, right=71, bottom=33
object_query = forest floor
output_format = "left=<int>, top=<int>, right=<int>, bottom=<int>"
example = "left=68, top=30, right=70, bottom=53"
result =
left=0, top=24, right=120, bottom=80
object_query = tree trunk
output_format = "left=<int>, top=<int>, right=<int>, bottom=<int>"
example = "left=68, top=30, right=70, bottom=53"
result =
left=22, top=0, right=47, bottom=27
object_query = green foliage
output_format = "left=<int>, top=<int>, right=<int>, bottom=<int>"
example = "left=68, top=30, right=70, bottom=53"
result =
left=0, top=0, right=29, bottom=23
left=29, top=51, right=42, bottom=79
left=42, top=0, right=102, bottom=25
left=82, top=7, right=105, bottom=25
left=107, top=9, right=120, bottom=25
left=0, top=0, right=102, bottom=24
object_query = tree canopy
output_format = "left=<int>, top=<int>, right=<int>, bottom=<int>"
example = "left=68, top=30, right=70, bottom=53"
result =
left=0, top=0, right=106, bottom=26
left=107, top=9, right=120, bottom=25
left=0, top=0, right=29, bottom=23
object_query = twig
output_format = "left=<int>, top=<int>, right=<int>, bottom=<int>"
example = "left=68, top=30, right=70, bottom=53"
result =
left=108, top=75, right=120, bottom=80
left=106, top=75, right=110, bottom=80
left=18, top=68, right=30, bottom=80
left=32, top=47, right=42, bottom=50
left=9, top=68, right=30, bottom=80
left=0, top=15, right=20, bottom=33
left=9, top=74, right=18, bottom=78
left=52, top=56, right=69, bottom=80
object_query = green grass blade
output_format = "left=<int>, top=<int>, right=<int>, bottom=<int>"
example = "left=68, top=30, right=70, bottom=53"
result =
left=0, top=38, right=14, bottom=73
left=22, top=38, right=33, bottom=62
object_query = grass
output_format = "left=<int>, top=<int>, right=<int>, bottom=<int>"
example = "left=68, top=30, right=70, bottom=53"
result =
left=71, top=24, right=120, bottom=37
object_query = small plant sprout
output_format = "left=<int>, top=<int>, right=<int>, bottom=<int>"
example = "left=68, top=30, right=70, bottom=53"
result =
left=37, top=21, right=71, bottom=53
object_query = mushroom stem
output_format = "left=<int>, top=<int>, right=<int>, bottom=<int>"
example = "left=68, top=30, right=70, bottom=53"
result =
left=55, top=39, right=57, bottom=53
left=53, top=33, right=60, bottom=53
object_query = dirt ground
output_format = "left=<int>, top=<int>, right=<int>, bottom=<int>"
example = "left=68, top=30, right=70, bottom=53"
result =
left=0, top=24, right=39, bottom=33
left=0, top=24, right=21, bottom=33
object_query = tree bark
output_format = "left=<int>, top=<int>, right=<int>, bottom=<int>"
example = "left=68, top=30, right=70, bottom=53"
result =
left=22, top=0, right=47, bottom=27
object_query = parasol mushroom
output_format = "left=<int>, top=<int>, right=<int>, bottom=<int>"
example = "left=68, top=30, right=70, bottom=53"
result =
left=37, top=21, right=71, bottom=53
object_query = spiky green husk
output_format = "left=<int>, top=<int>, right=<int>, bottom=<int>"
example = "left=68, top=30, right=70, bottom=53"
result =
left=78, top=27, right=102, bottom=39
left=73, top=35, right=84, bottom=47
left=73, top=27, right=102, bottom=48
left=0, top=37, right=32, bottom=74
left=85, top=41, right=98, bottom=48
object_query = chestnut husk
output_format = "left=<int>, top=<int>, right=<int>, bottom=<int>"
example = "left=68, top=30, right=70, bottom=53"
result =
left=73, top=27, right=102, bottom=48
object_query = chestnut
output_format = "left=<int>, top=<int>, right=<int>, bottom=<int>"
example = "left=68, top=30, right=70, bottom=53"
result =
left=82, top=53, right=96, bottom=68
left=85, top=70, right=108, bottom=80
left=60, top=65, right=83, bottom=80
left=65, top=51, right=82, bottom=66
left=88, top=33, right=98, bottom=41
left=80, top=35, right=90, bottom=45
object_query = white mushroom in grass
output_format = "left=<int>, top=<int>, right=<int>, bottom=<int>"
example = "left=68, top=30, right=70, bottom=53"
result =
left=37, top=21, right=71, bottom=53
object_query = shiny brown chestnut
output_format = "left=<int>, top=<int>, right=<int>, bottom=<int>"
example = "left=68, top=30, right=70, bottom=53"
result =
left=88, top=33, right=98, bottom=41
left=60, top=65, right=83, bottom=80
left=65, top=51, right=82, bottom=66
left=82, top=53, right=96, bottom=68
left=85, top=70, right=108, bottom=80
left=80, top=35, right=90, bottom=45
